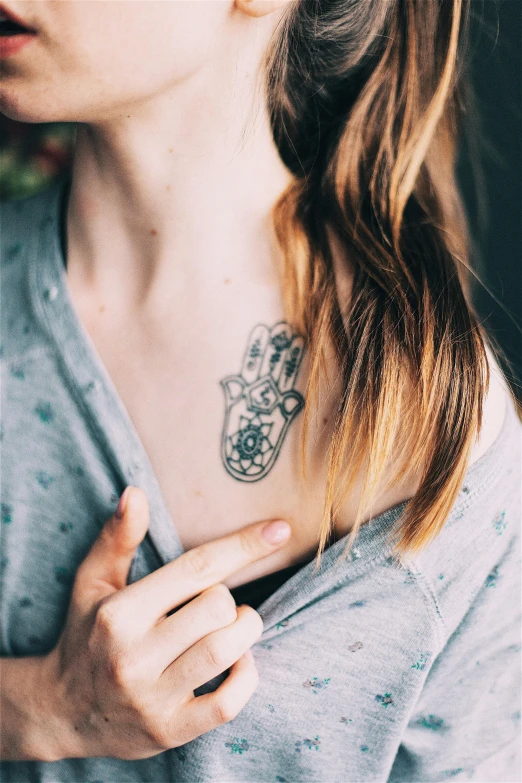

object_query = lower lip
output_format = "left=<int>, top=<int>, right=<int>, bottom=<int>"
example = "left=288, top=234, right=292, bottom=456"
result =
left=0, top=33, right=36, bottom=58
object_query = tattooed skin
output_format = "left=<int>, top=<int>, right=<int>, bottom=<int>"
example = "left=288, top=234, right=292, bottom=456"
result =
left=219, top=322, right=306, bottom=482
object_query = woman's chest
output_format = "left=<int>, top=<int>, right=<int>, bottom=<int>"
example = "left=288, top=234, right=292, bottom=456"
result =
left=72, top=286, right=421, bottom=588
left=83, top=308, right=337, bottom=588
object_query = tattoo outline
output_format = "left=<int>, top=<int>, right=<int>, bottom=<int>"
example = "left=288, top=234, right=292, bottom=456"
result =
left=219, top=321, right=306, bottom=482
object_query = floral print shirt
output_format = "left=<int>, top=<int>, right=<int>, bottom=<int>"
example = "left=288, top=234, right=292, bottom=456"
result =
left=1, top=182, right=521, bottom=783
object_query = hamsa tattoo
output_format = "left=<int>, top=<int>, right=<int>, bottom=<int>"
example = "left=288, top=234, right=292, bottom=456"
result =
left=220, top=322, right=306, bottom=482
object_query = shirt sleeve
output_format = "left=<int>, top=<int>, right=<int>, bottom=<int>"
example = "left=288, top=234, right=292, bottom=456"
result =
left=387, top=533, right=521, bottom=783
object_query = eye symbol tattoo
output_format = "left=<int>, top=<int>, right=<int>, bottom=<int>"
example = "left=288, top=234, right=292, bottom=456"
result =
left=220, top=322, right=306, bottom=482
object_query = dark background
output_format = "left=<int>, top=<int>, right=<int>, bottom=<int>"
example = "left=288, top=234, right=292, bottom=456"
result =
left=1, top=0, right=520, bottom=399
left=458, top=0, right=521, bottom=401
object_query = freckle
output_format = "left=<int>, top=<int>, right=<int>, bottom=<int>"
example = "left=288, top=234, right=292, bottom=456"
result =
left=166, top=185, right=171, bottom=192
left=194, top=490, right=202, bottom=497
left=150, top=229, right=158, bottom=236
left=224, top=278, right=231, bottom=285
left=168, top=148, right=173, bottom=153
left=323, top=417, right=328, bottom=425
left=104, top=716, right=109, bottom=723
left=98, top=305, right=105, bottom=314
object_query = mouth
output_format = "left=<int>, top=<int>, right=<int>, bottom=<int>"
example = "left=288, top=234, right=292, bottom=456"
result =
left=0, top=19, right=29, bottom=36
left=0, top=6, right=37, bottom=57
left=0, top=7, right=36, bottom=36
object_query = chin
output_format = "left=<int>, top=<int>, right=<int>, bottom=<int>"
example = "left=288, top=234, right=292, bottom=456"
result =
left=0, top=106, right=48, bottom=124
left=1, top=100, right=49, bottom=125
left=0, top=85, right=69, bottom=124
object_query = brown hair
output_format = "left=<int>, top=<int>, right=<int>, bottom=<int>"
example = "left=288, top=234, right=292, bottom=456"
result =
left=264, top=0, right=498, bottom=563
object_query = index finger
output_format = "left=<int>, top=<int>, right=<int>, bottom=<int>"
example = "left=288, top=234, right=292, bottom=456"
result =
left=121, top=518, right=291, bottom=627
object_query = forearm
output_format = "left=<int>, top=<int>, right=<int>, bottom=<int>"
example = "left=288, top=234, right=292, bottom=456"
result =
left=0, top=655, right=69, bottom=762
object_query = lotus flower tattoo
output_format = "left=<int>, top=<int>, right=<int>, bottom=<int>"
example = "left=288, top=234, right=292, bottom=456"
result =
left=220, top=322, right=306, bottom=482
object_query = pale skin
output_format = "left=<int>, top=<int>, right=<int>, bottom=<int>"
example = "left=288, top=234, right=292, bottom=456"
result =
left=0, top=0, right=508, bottom=763
left=1, top=488, right=292, bottom=760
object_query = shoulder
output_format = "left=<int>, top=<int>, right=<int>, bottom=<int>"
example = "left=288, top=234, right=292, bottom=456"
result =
left=1, top=183, right=59, bottom=288
left=468, top=344, right=516, bottom=467
left=1, top=180, right=58, bottom=237
left=1, top=178, right=64, bottom=262
left=328, top=333, right=521, bottom=574
left=1, top=180, right=64, bottom=361
left=401, top=382, right=520, bottom=638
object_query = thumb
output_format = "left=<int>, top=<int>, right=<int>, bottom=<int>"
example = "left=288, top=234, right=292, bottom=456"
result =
left=282, top=390, right=304, bottom=421
left=74, top=486, right=150, bottom=604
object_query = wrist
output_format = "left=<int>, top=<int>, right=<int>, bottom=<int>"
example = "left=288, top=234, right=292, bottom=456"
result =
left=35, top=648, right=87, bottom=761
left=0, top=652, right=82, bottom=762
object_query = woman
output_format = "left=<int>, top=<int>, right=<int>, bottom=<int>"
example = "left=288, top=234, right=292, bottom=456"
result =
left=0, top=0, right=520, bottom=781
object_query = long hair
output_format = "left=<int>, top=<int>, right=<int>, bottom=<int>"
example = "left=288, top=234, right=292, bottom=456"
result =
left=264, top=0, right=497, bottom=562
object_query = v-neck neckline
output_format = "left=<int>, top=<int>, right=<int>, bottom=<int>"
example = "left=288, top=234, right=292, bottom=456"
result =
left=26, top=177, right=515, bottom=630
left=30, top=177, right=185, bottom=572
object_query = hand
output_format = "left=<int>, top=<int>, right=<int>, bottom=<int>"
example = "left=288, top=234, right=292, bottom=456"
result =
left=40, top=487, right=292, bottom=761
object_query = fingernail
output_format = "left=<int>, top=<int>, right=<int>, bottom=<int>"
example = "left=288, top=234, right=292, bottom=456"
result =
left=116, top=487, right=129, bottom=519
left=262, top=520, right=291, bottom=545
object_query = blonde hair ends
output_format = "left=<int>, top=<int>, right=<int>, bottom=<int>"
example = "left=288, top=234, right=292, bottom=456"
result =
left=265, top=0, right=497, bottom=563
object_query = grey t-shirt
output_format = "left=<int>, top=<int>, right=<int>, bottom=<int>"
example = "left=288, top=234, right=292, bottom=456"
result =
left=1, top=180, right=521, bottom=783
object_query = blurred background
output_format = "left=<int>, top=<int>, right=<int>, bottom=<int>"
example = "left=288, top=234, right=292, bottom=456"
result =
left=1, top=0, right=520, bottom=401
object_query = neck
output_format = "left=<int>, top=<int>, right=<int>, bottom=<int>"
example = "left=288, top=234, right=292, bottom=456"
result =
left=65, top=23, right=291, bottom=313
